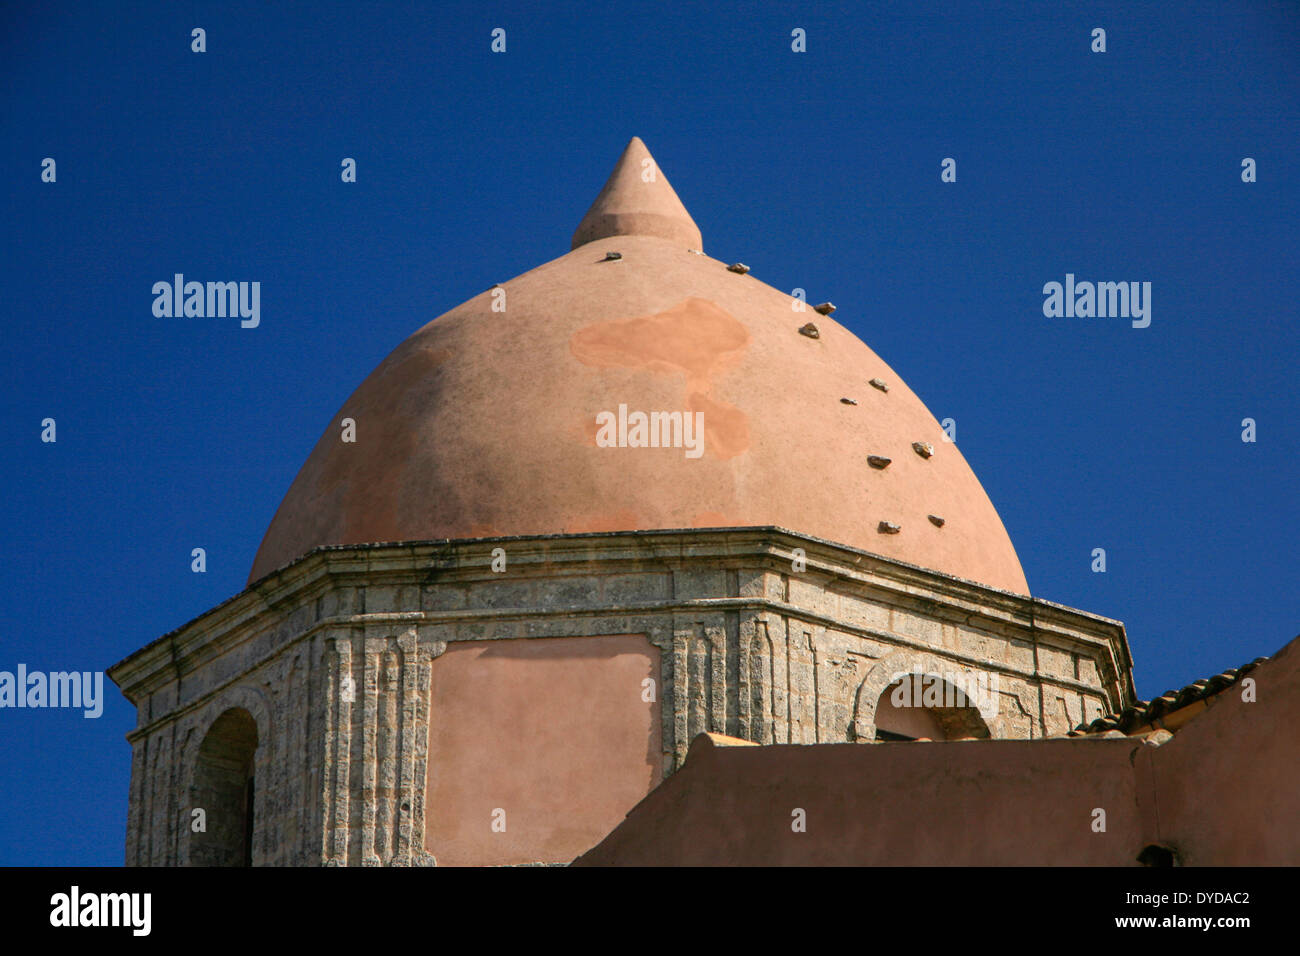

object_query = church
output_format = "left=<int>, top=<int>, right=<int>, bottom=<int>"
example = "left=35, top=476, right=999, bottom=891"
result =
left=108, top=138, right=1297, bottom=866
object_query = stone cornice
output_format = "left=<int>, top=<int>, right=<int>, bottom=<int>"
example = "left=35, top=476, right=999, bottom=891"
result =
left=108, top=526, right=1134, bottom=710
left=120, top=598, right=1126, bottom=743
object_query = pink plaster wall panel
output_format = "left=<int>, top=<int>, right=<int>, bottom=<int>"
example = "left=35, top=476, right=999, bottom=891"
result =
left=1145, top=636, right=1300, bottom=865
left=424, top=634, right=662, bottom=866
left=576, top=734, right=1144, bottom=866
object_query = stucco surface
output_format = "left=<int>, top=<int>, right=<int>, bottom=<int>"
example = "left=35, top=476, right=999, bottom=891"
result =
left=249, top=139, right=1029, bottom=594
left=425, top=634, right=661, bottom=866
left=575, top=733, right=1145, bottom=866
left=1143, top=635, right=1300, bottom=865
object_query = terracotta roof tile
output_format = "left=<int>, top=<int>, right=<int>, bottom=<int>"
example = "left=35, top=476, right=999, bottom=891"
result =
left=1069, top=657, right=1268, bottom=736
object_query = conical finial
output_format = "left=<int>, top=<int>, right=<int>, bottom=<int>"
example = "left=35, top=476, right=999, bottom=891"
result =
left=571, top=137, right=703, bottom=251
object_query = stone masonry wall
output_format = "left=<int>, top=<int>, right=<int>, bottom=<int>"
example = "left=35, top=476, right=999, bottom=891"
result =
left=109, top=528, right=1135, bottom=865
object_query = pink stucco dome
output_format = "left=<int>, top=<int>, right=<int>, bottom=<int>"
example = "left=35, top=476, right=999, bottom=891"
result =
left=249, top=137, right=1028, bottom=595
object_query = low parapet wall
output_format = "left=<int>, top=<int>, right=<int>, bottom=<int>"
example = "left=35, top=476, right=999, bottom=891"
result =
left=576, top=634, right=1299, bottom=866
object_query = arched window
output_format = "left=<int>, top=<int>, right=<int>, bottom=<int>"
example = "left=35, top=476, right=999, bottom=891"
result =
left=190, top=708, right=258, bottom=866
left=874, top=675, right=991, bottom=741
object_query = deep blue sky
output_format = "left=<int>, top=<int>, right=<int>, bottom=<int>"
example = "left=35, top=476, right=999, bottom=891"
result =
left=2, top=1, right=1296, bottom=865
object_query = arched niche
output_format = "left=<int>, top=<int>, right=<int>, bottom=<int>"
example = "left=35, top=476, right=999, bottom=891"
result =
left=872, top=675, right=991, bottom=741
left=189, top=708, right=259, bottom=866
left=853, top=652, right=996, bottom=742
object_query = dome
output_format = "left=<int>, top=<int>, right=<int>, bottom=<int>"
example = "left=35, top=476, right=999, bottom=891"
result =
left=249, top=138, right=1029, bottom=595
